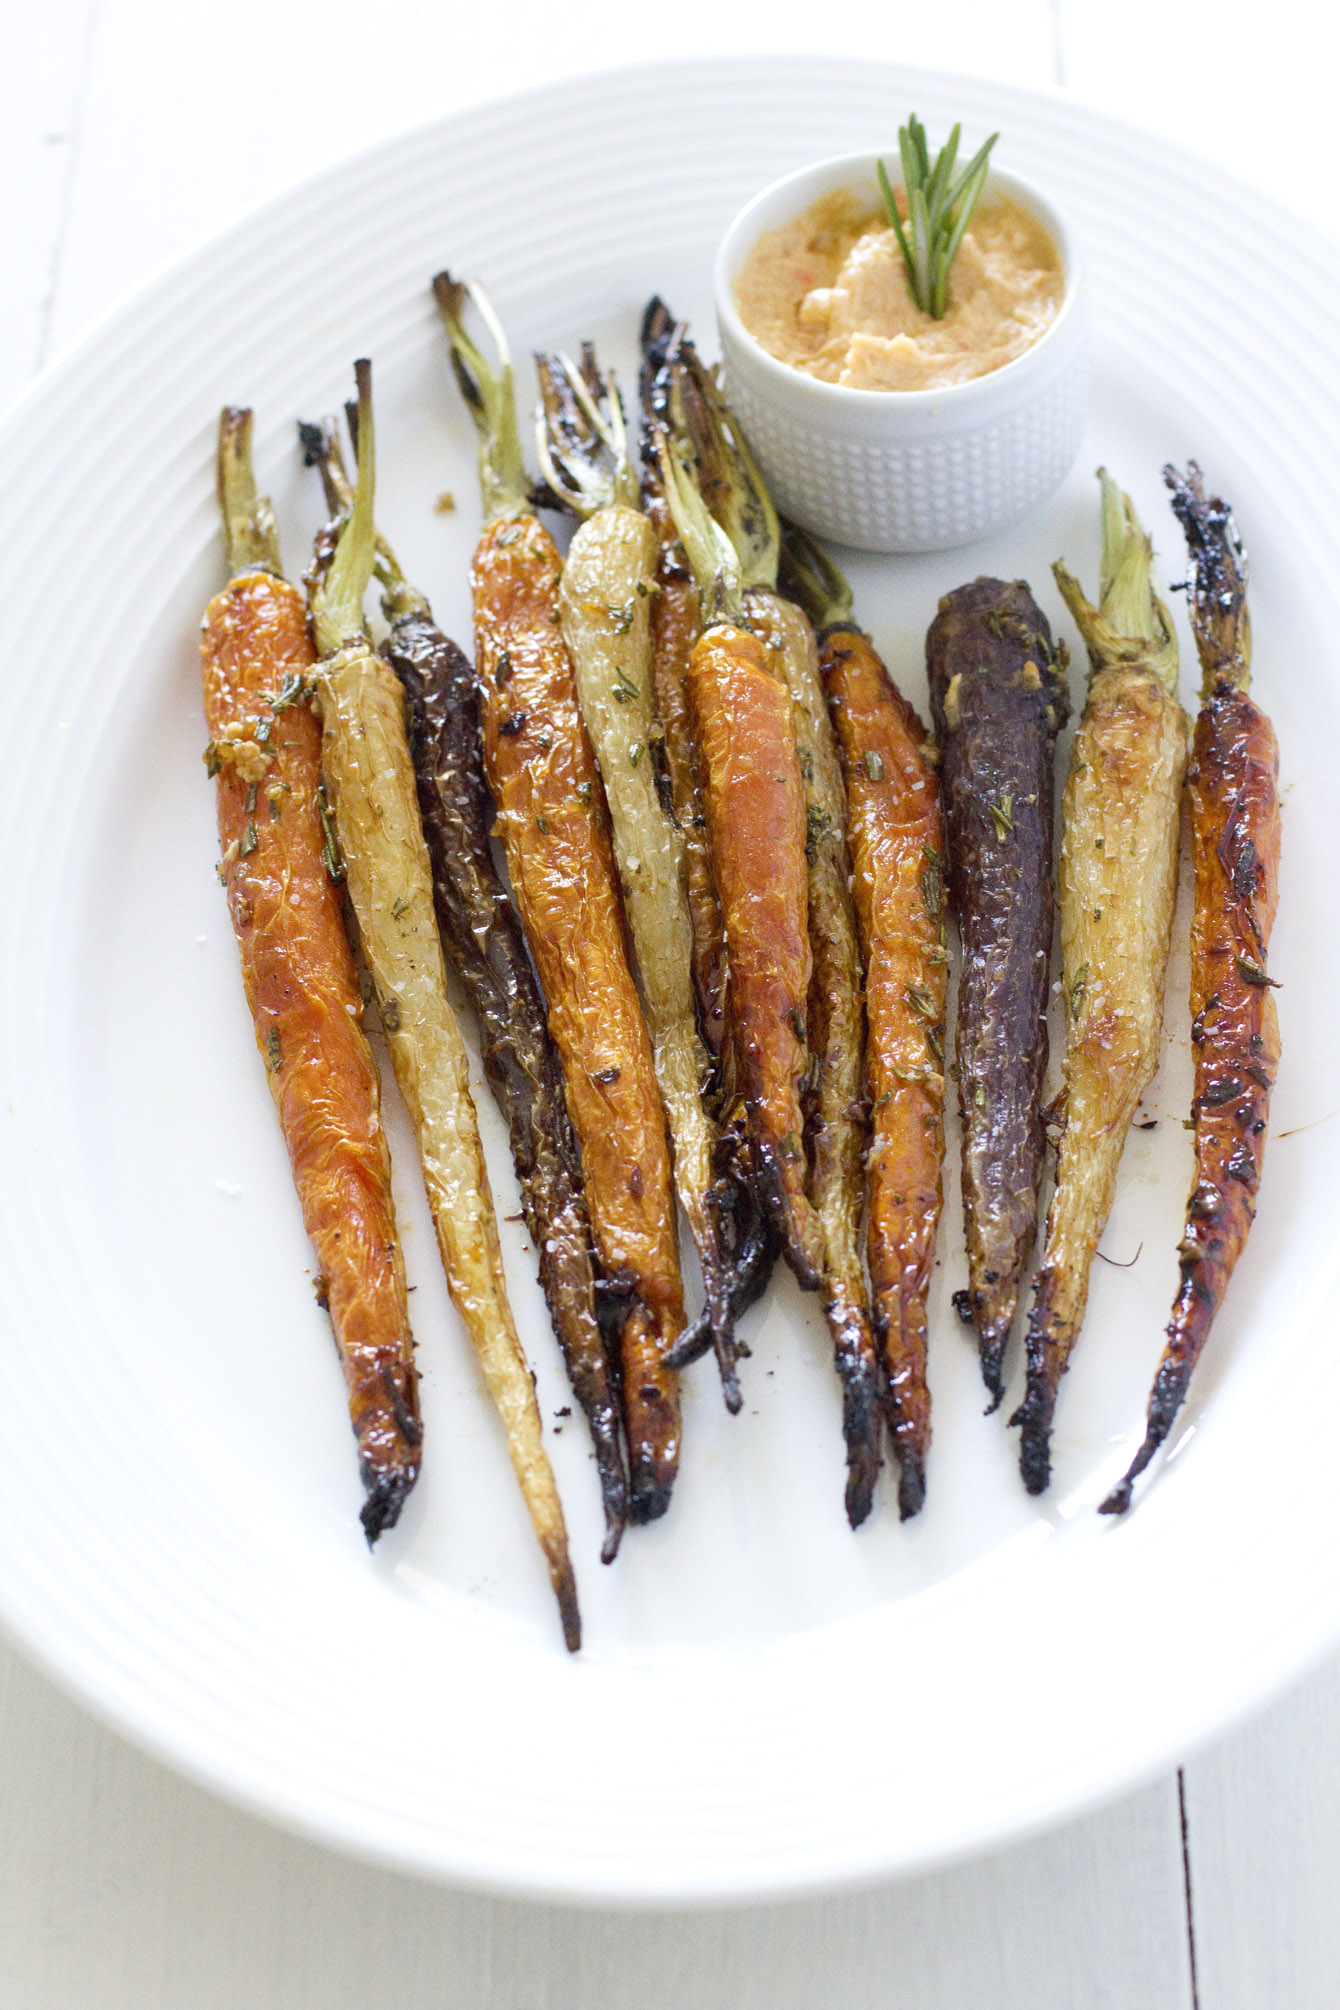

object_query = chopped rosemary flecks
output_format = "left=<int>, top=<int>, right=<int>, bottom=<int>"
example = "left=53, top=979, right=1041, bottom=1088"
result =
left=575, top=781, right=592, bottom=806
left=606, top=599, right=636, bottom=634
left=989, top=792, right=1014, bottom=841
left=243, top=781, right=258, bottom=815
left=877, top=114, right=999, bottom=320
left=611, top=666, right=640, bottom=705
left=1235, top=954, right=1280, bottom=988
left=905, top=982, right=937, bottom=1020
left=316, top=787, right=343, bottom=882
left=238, top=819, right=258, bottom=858
left=392, top=896, right=410, bottom=919
left=536, top=814, right=550, bottom=834
left=629, top=742, right=643, bottom=768
left=494, top=650, right=513, bottom=687
left=974, top=1085, right=986, bottom=1108
left=266, top=1026, right=282, bottom=1071
left=1070, top=962, right=1090, bottom=1017
left=864, top=749, right=885, bottom=782
left=266, top=670, right=308, bottom=714
left=204, top=741, right=222, bottom=777
left=927, top=1025, right=945, bottom=1065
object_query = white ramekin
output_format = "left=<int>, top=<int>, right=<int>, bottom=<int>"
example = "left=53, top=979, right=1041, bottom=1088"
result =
left=714, top=153, right=1089, bottom=553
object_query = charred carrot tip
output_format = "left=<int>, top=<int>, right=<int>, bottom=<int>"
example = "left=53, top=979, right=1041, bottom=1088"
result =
left=358, top=1464, right=416, bottom=1546
left=896, top=1457, right=927, bottom=1523
left=1099, top=1356, right=1195, bottom=1514
left=552, top=1558, right=582, bottom=1653
left=1009, top=1386, right=1053, bottom=1496
left=628, top=1474, right=673, bottom=1526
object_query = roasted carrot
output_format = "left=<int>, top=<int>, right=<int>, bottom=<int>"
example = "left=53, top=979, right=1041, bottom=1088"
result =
left=655, top=321, right=882, bottom=1524
left=300, top=417, right=628, bottom=1560
left=437, top=276, right=684, bottom=1524
left=202, top=409, right=420, bottom=1543
left=1102, top=464, right=1281, bottom=1515
left=927, top=579, right=1070, bottom=1405
left=305, top=363, right=580, bottom=1648
left=638, top=298, right=779, bottom=1368
left=1012, top=473, right=1188, bottom=1494
left=535, top=347, right=740, bottom=1410
left=782, top=525, right=946, bottom=1521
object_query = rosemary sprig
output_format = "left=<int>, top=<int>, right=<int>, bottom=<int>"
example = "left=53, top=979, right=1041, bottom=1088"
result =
left=877, top=115, right=999, bottom=320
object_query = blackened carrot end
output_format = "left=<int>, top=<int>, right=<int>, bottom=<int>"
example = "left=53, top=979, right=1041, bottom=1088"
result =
left=550, top=1553, right=582, bottom=1654
left=359, top=1464, right=417, bottom=1545
left=1010, top=1381, right=1054, bottom=1496
left=896, top=1453, right=927, bottom=1523
left=1098, top=1354, right=1194, bottom=1515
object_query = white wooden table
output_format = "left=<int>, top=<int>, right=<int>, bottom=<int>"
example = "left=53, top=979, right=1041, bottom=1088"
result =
left=3, top=2, right=1335, bottom=2001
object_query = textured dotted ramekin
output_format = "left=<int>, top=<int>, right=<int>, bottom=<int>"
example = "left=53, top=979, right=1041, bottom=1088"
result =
left=715, top=153, right=1089, bottom=553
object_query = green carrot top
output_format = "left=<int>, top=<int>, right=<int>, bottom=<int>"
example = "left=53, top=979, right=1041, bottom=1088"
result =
left=308, top=359, right=378, bottom=657
left=433, top=273, right=530, bottom=526
left=1052, top=468, right=1179, bottom=697
left=217, top=407, right=282, bottom=579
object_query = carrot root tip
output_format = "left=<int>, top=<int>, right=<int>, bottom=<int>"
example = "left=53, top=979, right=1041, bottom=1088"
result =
left=358, top=1465, right=416, bottom=1546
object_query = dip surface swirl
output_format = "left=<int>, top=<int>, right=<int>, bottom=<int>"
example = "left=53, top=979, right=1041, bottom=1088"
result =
left=735, top=189, right=1063, bottom=392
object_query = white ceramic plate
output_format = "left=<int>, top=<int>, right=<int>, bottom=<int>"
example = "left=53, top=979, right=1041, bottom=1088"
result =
left=1, top=56, right=1338, bottom=1904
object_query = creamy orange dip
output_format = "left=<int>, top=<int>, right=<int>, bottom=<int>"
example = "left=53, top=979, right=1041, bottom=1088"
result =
left=735, top=188, right=1064, bottom=392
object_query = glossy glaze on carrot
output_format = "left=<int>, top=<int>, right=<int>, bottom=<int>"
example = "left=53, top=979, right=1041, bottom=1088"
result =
left=927, top=579, right=1070, bottom=1404
left=685, top=622, right=827, bottom=1291
left=1014, top=476, right=1187, bottom=1495
left=645, top=491, right=730, bottom=1067
left=821, top=622, right=945, bottom=1520
left=1102, top=465, right=1280, bottom=1515
left=471, top=511, right=684, bottom=1523
left=379, top=592, right=629, bottom=1559
left=201, top=416, right=419, bottom=1541
left=749, top=589, right=882, bottom=1524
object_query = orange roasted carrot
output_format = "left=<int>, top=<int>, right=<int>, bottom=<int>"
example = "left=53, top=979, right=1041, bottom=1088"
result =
left=684, top=619, right=829, bottom=1290
left=438, top=277, right=683, bottom=1523
left=201, top=409, right=419, bottom=1542
left=784, top=529, right=946, bottom=1520
left=639, top=303, right=780, bottom=1376
left=652, top=320, right=882, bottom=1525
left=1102, top=464, right=1281, bottom=1514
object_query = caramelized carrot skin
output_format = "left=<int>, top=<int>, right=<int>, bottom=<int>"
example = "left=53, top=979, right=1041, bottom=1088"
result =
left=470, top=514, right=682, bottom=1521
left=647, top=496, right=729, bottom=1065
left=822, top=626, right=945, bottom=1517
left=1156, top=694, right=1280, bottom=1427
left=686, top=623, right=825, bottom=1286
left=200, top=572, right=419, bottom=1538
left=646, top=499, right=779, bottom=1369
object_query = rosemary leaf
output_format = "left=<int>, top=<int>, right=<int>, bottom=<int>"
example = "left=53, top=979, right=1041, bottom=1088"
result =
left=879, top=114, right=999, bottom=320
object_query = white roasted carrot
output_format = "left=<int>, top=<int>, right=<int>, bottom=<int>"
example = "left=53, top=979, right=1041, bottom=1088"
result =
left=306, top=361, right=580, bottom=1649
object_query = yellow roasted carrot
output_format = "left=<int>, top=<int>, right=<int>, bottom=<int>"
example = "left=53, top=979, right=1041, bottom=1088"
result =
left=1013, top=472, right=1188, bottom=1495
left=306, top=362, right=579, bottom=1648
